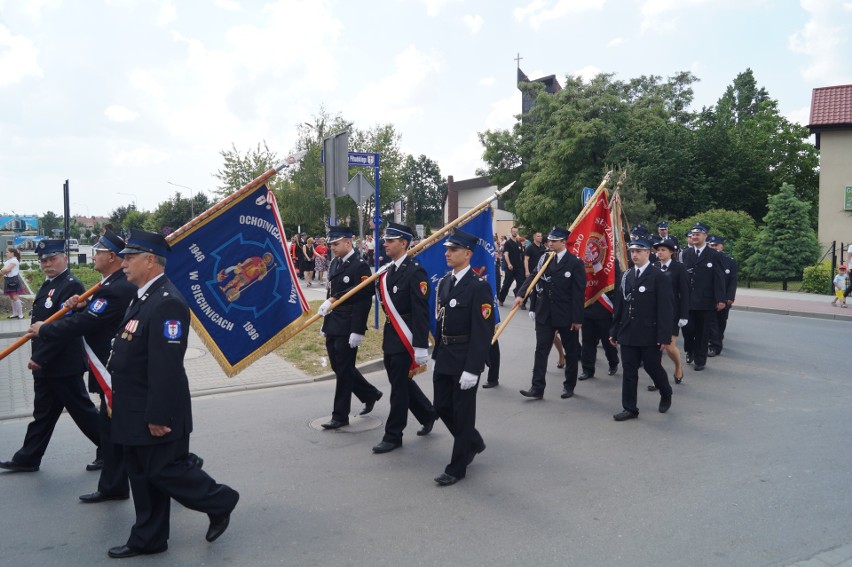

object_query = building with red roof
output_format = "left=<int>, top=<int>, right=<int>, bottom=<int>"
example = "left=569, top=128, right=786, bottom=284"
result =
left=808, top=84, right=852, bottom=255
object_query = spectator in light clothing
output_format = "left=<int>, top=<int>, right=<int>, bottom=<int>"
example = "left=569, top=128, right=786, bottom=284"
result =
left=832, top=265, right=847, bottom=308
left=2, top=246, right=24, bottom=319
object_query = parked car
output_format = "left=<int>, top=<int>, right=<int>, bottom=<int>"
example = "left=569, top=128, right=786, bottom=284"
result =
left=68, top=238, right=79, bottom=251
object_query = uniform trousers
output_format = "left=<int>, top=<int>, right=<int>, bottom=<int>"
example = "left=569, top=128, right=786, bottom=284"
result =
left=96, top=394, right=129, bottom=496
left=326, top=335, right=381, bottom=423
left=620, top=345, right=672, bottom=414
left=532, top=324, right=579, bottom=393
left=683, top=309, right=713, bottom=366
left=485, top=341, right=500, bottom=385
left=708, top=306, right=730, bottom=353
left=382, top=352, right=436, bottom=444
left=433, top=372, right=484, bottom=479
left=581, top=317, right=619, bottom=376
left=13, top=374, right=100, bottom=467
left=123, top=435, right=239, bottom=551
left=498, top=267, right=524, bottom=303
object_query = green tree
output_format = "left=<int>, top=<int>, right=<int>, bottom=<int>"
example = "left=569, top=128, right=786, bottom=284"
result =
left=40, top=211, right=62, bottom=236
left=744, top=183, right=820, bottom=289
left=148, top=191, right=212, bottom=233
left=123, top=209, right=151, bottom=232
left=401, top=154, right=445, bottom=227
left=213, top=141, right=285, bottom=197
left=109, top=205, right=136, bottom=230
left=669, top=209, right=758, bottom=261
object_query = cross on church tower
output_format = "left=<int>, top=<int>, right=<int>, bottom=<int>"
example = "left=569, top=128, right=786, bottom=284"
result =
left=514, top=52, right=523, bottom=70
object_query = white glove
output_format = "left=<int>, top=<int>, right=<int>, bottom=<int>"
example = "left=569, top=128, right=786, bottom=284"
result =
left=678, top=318, right=688, bottom=328
left=414, top=347, right=430, bottom=366
left=459, top=371, right=478, bottom=390
left=320, top=330, right=326, bottom=337
left=529, top=310, right=536, bottom=321
left=318, top=299, right=333, bottom=317
left=348, top=333, right=364, bottom=348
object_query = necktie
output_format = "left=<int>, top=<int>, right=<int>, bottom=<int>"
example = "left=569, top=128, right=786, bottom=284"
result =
left=661, top=265, right=668, bottom=272
left=330, top=258, right=340, bottom=277
left=635, top=268, right=641, bottom=279
left=449, top=275, right=456, bottom=292
left=389, top=263, right=397, bottom=275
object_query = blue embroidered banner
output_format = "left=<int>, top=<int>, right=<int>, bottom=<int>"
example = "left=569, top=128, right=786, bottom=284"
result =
left=416, top=208, right=500, bottom=337
left=166, top=185, right=309, bottom=376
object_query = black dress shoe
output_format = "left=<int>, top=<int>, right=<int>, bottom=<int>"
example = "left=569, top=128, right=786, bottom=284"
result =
left=560, top=388, right=574, bottom=399
left=372, top=441, right=401, bottom=454
left=674, top=374, right=683, bottom=384
left=481, top=382, right=499, bottom=389
left=0, top=460, right=39, bottom=472
left=359, top=391, right=383, bottom=415
left=694, top=365, right=705, bottom=371
left=206, top=512, right=232, bottom=542
left=79, top=491, right=130, bottom=503
left=707, top=349, right=718, bottom=358
left=647, top=384, right=658, bottom=391
left=321, top=419, right=349, bottom=430
left=86, top=458, right=104, bottom=471
left=659, top=396, right=672, bottom=413
left=686, top=353, right=694, bottom=364
left=188, top=452, right=204, bottom=469
left=107, top=544, right=167, bottom=558
left=613, top=410, right=639, bottom=422
left=467, top=443, right=486, bottom=465
left=417, top=417, right=435, bottom=436
left=520, top=389, right=543, bottom=399
left=434, top=472, right=459, bottom=486
left=578, top=373, right=594, bottom=381
left=608, top=365, right=618, bottom=375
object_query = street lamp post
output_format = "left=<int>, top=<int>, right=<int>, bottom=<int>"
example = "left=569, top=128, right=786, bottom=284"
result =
left=167, top=181, right=196, bottom=218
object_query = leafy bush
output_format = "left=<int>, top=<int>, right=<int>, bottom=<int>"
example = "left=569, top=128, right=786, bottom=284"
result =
left=23, top=265, right=103, bottom=292
left=669, top=209, right=758, bottom=263
left=801, top=261, right=833, bottom=295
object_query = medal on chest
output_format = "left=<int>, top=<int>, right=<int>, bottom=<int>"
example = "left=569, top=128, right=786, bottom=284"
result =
left=44, top=288, right=56, bottom=309
left=122, top=319, right=139, bottom=341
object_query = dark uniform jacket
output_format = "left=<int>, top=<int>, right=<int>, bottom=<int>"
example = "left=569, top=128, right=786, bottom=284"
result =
left=108, top=275, right=192, bottom=446
left=520, top=251, right=586, bottom=327
left=610, top=265, right=673, bottom=346
left=681, top=246, right=726, bottom=310
left=379, top=256, right=430, bottom=354
left=321, top=251, right=373, bottom=337
left=719, top=253, right=738, bottom=303
left=656, top=261, right=690, bottom=321
left=432, top=269, right=495, bottom=376
left=30, top=268, right=86, bottom=378
left=38, top=270, right=136, bottom=391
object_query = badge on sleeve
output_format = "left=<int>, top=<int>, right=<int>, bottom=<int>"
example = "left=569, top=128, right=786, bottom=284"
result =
left=420, top=281, right=428, bottom=295
left=163, top=320, right=182, bottom=340
left=89, top=298, right=108, bottom=314
left=481, top=304, right=492, bottom=320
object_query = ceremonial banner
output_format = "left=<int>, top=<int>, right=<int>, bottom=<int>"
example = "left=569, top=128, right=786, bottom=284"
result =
left=567, top=189, right=616, bottom=311
left=166, top=185, right=310, bottom=376
left=416, top=208, right=500, bottom=337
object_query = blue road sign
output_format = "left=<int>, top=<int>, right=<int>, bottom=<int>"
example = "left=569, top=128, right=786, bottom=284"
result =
left=582, top=187, right=595, bottom=205
left=348, top=152, right=379, bottom=167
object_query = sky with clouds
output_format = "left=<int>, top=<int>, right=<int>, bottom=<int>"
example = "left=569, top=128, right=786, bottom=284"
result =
left=1, top=0, right=850, bottom=217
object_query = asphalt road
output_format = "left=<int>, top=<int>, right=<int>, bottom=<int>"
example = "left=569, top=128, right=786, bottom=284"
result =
left=0, top=309, right=849, bottom=566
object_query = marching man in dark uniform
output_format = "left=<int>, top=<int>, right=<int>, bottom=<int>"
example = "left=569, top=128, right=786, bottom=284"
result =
left=25, top=230, right=136, bottom=501
left=609, top=238, right=674, bottom=421
left=432, top=229, right=494, bottom=486
left=106, top=229, right=239, bottom=559
left=371, top=223, right=437, bottom=454
left=707, top=235, right=737, bottom=357
left=317, top=226, right=383, bottom=430
left=516, top=227, right=586, bottom=400
left=680, top=223, right=726, bottom=372
left=0, top=240, right=100, bottom=473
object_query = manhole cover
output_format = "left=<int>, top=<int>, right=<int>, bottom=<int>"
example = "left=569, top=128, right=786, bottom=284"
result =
left=185, top=347, right=206, bottom=360
left=309, top=415, right=383, bottom=432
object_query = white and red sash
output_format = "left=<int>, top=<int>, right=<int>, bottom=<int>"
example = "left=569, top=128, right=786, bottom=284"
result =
left=83, top=339, right=113, bottom=409
left=378, top=270, right=417, bottom=371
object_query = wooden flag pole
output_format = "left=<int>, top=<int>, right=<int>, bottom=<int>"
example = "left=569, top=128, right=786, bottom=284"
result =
left=0, top=153, right=311, bottom=364
left=491, top=252, right=555, bottom=344
left=284, top=181, right=516, bottom=341
left=0, top=282, right=102, bottom=362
